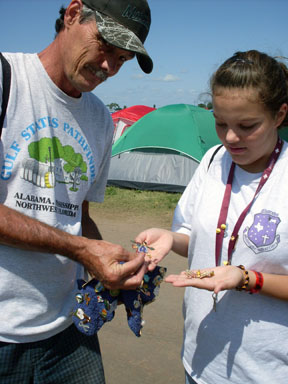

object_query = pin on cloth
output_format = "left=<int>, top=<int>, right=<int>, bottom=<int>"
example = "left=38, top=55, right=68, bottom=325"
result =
left=72, top=242, right=166, bottom=337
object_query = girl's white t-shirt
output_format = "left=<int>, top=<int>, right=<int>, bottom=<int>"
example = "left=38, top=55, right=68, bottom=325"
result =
left=173, top=143, right=288, bottom=384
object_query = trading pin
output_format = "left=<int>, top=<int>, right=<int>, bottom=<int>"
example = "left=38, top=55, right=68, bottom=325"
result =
left=131, top=240, right=155, bottom=258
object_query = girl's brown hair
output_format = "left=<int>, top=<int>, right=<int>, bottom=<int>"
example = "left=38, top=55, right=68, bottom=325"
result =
left=210, top=50, right=288, bottom=127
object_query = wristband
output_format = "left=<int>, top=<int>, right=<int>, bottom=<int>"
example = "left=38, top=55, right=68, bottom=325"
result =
left=249, top=270, right=264, bottom=294
left=235, top=265, right=249, bottom=291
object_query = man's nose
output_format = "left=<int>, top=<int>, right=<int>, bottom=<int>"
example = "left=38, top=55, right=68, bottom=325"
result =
left=100, top=55, right=119, bottom=77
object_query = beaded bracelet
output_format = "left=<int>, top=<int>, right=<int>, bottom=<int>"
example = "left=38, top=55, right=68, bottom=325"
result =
left=249, top=270, right=264, bottom=294
left=235, top=265, right=249, bottom=291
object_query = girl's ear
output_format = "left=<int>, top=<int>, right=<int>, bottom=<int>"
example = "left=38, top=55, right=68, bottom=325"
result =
left=275, top=103, right=288, bottom=128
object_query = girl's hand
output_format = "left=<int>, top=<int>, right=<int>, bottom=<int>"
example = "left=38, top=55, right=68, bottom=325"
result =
left=134, top=228, right=174, bottom=271
left=165, top=265, right=244, bottom=294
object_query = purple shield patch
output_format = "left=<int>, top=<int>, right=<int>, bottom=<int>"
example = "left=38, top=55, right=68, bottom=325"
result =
left=243, top=210, right=281, bottom=254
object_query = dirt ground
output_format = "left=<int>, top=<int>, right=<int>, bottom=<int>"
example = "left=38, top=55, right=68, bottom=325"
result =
left=90, top=209, right=188, bottom=384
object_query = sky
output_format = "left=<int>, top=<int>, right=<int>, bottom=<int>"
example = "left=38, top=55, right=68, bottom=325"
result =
left=1, top=0, right=288, bottom=110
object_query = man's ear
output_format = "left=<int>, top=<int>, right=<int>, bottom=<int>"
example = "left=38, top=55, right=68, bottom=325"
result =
left=64, top=0, right=82, bottom=26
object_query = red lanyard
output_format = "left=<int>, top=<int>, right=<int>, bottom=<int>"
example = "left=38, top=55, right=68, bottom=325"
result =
left=215, top=138, right=283, bottom=266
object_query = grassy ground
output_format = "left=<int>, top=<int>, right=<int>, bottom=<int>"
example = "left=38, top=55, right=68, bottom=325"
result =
left=91, top=186, right=182, bottom=218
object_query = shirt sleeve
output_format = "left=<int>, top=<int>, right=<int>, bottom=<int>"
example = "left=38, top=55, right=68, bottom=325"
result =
left=172, top=145, right=221, bottom=235
left=85, top=111, right=114, bottom=203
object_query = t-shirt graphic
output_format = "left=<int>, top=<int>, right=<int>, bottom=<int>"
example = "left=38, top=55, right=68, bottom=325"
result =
left=243, top=209, right=281, bottom=254
left=20, top=137, right=88, bottom=192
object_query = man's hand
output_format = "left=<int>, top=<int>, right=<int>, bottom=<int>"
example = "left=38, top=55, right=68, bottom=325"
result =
left=0, top=203, right=146, bottom=290
left=75, top=237, right=147, bottom=289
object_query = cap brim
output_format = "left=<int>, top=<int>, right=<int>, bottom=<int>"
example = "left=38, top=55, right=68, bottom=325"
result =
left=136, top=53, right=153, bottom=74
left=95, top=11, right=153, bottom=74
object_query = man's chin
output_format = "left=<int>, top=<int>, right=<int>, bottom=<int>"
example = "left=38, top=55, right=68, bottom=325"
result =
left=78, top=79, right=107, bottom=92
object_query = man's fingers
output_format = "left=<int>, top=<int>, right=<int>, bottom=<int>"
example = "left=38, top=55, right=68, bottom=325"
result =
left=103, top=256, right=146, bottom=290
left=147, top=259, right=159, bottom=272
left=120, top=261, right=147, bottom=290
left=119, top=252, right=145, bottom=278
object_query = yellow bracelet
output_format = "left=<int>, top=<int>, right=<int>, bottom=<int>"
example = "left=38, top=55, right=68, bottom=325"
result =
left=235, top=265, right=249, bottom=291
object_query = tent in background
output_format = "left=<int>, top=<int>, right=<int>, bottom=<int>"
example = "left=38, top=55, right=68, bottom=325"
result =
left=279, top=126, right=288, bottom=142
left=108, top=104, right=221, bottom=193
left=111, top=105, right=155, bottom=144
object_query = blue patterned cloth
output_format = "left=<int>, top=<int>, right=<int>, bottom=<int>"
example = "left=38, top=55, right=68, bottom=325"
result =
left=72, top=266, right=166, bottom=337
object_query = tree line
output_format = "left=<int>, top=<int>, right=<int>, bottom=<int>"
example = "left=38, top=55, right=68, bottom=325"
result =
left=106, top=102, right=212, bottom=113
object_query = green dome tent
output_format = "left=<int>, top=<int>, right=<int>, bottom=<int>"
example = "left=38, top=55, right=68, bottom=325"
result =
left=108, top=104, right=221, bottom=192
left=279, top=126, right=288, bottom=142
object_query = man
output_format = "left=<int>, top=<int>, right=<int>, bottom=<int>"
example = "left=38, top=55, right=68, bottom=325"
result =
left=0, top=0, right=153, bottom=382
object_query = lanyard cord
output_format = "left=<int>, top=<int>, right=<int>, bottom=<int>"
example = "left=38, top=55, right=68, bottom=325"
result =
left=215, top=138, right=283, bottom=266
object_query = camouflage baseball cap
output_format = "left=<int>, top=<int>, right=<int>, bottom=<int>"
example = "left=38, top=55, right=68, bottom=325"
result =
left=82, top=0, right=153, bottom=73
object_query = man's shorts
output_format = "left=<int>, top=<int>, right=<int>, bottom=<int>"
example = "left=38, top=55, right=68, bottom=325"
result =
left=0, top=324, right=105, bottom=384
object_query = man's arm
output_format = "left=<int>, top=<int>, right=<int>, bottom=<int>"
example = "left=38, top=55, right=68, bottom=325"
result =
left=0, top=203, right=75, bottom=254
left=0, top=203, right=145, bottom=289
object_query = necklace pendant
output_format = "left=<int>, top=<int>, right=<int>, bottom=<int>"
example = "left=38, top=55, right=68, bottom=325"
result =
left=223, top=261, right=230, bottom=266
